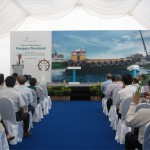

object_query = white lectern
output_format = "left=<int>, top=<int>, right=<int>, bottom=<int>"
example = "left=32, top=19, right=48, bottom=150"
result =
left=12, top=65, right=24, bottom=75
left=67, top=66, right=81, bottom=84
left=127, top=65, right=140, bottom=77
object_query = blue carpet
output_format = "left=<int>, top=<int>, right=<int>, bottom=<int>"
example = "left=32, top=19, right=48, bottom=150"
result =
left=10, top=101, right=125, bottom=150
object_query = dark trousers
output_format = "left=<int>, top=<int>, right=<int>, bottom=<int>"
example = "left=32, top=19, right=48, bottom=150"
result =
left=106, top=98, right=112, bottom=112
left=125, top=131, right=143, bottom=150
left=16, top=111, right=30, bottom=133
left=28, top=104, right=35, bottom=115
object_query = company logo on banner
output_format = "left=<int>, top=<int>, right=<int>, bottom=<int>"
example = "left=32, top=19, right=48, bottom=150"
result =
left=10, top=31, right=52, bottom=82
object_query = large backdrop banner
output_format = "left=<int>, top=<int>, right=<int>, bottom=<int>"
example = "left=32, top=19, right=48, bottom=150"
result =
left=10, top=30, right=150, bottom=83
left=52, top=30, right=150, bottom=82
left=10, top=31, right=51, bottom=82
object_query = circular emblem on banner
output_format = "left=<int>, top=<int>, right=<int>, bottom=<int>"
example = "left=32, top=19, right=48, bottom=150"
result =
left=38, top=58, right=50, bottom=71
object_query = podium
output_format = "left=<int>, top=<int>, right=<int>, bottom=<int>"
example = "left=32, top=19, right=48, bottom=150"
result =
left=67, top=66, right=81, bottom=84
left=12, top=65, right=24, bottom=75
left=127, top=65, right=140, bottom=77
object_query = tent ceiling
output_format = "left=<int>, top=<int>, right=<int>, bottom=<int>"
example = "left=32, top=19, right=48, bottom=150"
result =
left=0, top=0, right=150, bottom=37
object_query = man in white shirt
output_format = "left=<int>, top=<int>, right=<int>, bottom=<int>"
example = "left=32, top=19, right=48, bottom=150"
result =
left=101, top=73, right=112, bottom=97
left=15, top=75, right=34, bottom=114
left=125, top=89, right=150, bottom=150
left=115, top=74, right=136, bottom=118
left=0, top=76, right=31, bottom=137
left=105, top=75, right=123, bottom=112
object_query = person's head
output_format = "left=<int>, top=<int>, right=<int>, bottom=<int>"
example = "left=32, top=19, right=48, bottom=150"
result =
left=24, top=74, right=28, bottom=82
left=12, top=73, right=18, bottom=79
left=106, top=73, right=112, bottom=80
left=5, top=76, right=16, bottom=87
left=0, top=74, right=4, bottom=85
left=17, top=75, right=26, bottom=85
left=140, top=74, right=147, bottom=82
left=115, top=75, right=122, bottom=82
left=29, top=78, right=37, bottom=86
left=28, top=75, right=32, bottom=82
left=122, top=74, right=133, bottom=86
left=133, top=77, right=139, bottom=84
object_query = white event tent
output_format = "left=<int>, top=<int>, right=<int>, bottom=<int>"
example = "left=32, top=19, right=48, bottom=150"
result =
left=0, top=0, right=150, bottom=76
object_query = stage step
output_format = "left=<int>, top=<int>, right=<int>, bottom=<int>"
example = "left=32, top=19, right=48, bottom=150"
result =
left=70, top=86, right=90, bottom=101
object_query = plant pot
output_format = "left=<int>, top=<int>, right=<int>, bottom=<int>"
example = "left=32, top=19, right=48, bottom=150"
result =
left=90, top=96, right=101, bottom=101
left=51, top=96, right=70, bottom=101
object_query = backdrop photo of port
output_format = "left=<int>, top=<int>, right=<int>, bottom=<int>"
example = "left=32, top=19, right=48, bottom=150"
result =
left=52, top=30, right=150, bottom=83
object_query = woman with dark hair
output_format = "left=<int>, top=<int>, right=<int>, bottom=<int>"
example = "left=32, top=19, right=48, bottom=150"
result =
left=28, top=78, right=37, bottom=92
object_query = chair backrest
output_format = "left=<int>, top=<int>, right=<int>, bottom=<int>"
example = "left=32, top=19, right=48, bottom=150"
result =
left=0, top=97, right=16, bottom=123
left=37, top=86, right=44, bottom=102
left=112, top=86, right=122, bottom=105
left=30, top=89, right=38, bottom=107
left=21, top=94, right=28, bottom=111
left=39, top=83, right=48, bottom=97
left=135, top=103, right=150, bottom=112
left=120, top=96, right=132, bottom=120
left=143, top=122, right=150, bottom=150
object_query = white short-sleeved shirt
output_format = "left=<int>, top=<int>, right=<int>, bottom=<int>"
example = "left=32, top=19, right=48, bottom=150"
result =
left=15, top=85, right=33, bottom=105
left=115, top=85, right=136, bottom=112
left=0, top=87, right=25, bottom=112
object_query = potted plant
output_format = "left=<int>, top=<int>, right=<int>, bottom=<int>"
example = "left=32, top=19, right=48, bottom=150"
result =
left=90, top=84, right=102, bottom=101
left=47, top=85, right=71, bottom=101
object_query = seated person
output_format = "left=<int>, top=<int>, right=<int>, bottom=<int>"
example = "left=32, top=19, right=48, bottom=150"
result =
left=15, top=75, right=35, bottom=115
left=28, top=77, right=39, bottom=104
left=125, top=90, right=150, bottom=150
left=101, top=73, right=112, bottom=98
left=28, top=78, right=38, bottom=93
left=105, top=75, right=122, bottom=112
left=115, top=74, right=136, bottom=119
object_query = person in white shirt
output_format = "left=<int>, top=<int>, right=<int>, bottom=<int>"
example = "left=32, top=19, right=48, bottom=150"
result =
left=101, top=73, right=112, bottom=97
left=106, top=75, right=123, bottom=112
left=15, top=75, right=35, bottom=114
left=115, top=74, right=136, bottom=118
left=125, top=85, right=150, bottom=150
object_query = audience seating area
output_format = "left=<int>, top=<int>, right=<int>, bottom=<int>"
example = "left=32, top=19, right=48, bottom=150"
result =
left=0, top=74, right=52, bottom=150
left=102, top=97, right=150, bottom=148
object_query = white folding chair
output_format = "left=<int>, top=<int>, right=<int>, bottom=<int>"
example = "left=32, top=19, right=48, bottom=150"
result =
left=115, top=97, right=132, bottom=144
left=30, top=89, right=43, bottom=122
left=102, top=98, right=109, bottom=116
left=0, top=97, right=23, bottom=145
left=39, top=83, right=52, bottom=112
left=143, top=122, right=150, bottom=150
left=109, top=87, right=122, bottom=130
left=0, top=123, right=9, bottom=150
left=135, top=103, right=150, bottom=112
left=37, top=86, right=51, bottom=115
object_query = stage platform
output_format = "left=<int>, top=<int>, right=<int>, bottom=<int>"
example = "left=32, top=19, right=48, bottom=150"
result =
left=47, top=82, right=98, bottom=87
left=47, top=82, right=101, bottom=101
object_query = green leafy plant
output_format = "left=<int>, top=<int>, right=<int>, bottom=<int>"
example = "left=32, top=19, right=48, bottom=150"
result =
left=47, top=85, right=71, bottom=96
left=136, top=74, right=150, bottom=94
left=90, top=85, right=102, bottom=96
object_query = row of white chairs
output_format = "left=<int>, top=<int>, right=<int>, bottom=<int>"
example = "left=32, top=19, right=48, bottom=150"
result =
left=102, top=97, right=150, bottom=149
left=0, top=83, right=52, bottom=150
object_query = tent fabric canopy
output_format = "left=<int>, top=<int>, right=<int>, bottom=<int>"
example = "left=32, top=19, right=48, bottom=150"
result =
left=0, top=0, right=150, bottom=37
